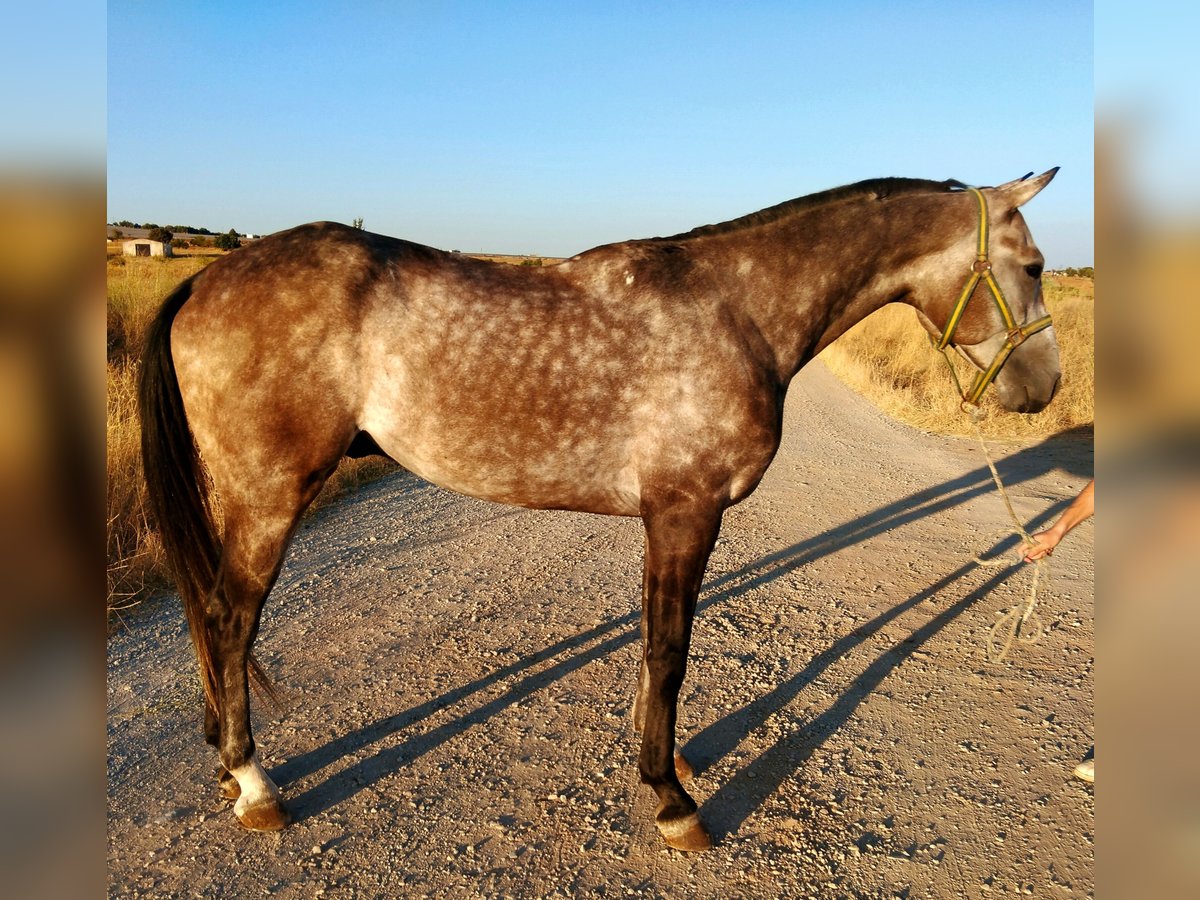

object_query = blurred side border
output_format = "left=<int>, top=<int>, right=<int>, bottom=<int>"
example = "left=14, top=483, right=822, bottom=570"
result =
left=1098, top=1, right=1200, bottom=896
left=0, top=0, right=105, bottom=896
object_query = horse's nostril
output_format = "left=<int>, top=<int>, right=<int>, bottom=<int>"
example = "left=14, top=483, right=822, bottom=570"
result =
left=1050, top=372, right=1062, bottom=401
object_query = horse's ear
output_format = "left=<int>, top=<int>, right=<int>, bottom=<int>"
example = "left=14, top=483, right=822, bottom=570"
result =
left=994, top=167, right=1059, bottom=207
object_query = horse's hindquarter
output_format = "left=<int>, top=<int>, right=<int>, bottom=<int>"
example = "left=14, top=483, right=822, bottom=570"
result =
left=170, top=225, right=370, bottom=495
left=358, top=251, right=782, bottom=515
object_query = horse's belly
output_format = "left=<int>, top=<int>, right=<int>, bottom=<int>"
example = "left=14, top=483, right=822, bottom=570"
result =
left=373, top=430, right=643, bottom=516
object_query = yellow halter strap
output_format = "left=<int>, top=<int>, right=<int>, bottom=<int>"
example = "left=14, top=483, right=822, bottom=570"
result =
left=935, top=187, right=1053, bottom=407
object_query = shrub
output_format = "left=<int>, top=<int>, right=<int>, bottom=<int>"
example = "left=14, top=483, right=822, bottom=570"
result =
left=215, top=230, right=241, bottom=250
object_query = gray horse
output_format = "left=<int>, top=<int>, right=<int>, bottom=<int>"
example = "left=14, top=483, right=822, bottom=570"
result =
left=140, top=170, right=1059, bottom=851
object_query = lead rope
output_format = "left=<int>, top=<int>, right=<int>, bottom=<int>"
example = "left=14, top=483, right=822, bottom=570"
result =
left=933, top=344, right=1046, bottom=662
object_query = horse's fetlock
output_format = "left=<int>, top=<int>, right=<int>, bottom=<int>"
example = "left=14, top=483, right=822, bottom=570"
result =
left=220, top=737, right=255, bottom=772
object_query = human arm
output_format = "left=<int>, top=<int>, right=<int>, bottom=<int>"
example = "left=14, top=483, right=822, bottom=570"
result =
left=1023, top=478, right=1094, bottom=562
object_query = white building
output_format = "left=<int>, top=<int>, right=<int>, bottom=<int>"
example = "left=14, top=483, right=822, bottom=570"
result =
left=122, top=239, right=173, bottom=258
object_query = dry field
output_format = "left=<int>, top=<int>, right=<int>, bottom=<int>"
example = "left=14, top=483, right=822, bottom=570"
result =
left=107, top=255, right=212, bottom=608
left=819, top=276, right=1094, bottom=439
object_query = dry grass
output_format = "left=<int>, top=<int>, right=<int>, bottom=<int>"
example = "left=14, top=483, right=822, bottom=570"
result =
left=818, top=276, right=1094, bottom=438
left=107, top=256, right=211, bottom=610
left=106, top=255, right=398, bottom=613
left=465, top=253, right=566, bottom=266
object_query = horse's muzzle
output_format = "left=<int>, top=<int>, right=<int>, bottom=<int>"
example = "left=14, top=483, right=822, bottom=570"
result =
left=1000, top=370, right=1061, bottom=414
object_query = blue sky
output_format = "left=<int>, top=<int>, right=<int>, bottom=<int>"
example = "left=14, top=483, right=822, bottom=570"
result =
left=108, top=1, right=1093, bottom=264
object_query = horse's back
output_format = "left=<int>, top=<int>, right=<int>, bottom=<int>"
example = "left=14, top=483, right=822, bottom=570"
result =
left=353, top=242, right=656, bottom=511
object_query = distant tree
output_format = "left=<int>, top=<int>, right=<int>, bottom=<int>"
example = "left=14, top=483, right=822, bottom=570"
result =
left=165, top=224, right=216, bottom=236
left=352, top=217, right=364, bottom=230
left=109, top=228, right=124, bottom=240
left=147, top=226, right=173, bottom=243
left=215, top=229, right=242, bottom=250
left=174, top=239, right=190, bottom=249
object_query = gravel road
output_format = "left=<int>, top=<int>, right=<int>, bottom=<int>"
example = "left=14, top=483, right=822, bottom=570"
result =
left=107, top=362, right=1094, bottom=898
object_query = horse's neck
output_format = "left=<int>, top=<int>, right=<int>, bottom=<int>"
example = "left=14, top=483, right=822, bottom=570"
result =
left=707, top=205, right=936, bottom=382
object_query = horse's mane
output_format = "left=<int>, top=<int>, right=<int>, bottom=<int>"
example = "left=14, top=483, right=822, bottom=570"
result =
left=658, top=176, right=967, bottom=241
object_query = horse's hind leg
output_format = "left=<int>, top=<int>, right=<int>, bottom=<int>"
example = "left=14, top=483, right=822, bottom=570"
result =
left=204, top=688, right=242, bottom=799
left=207, top=491, right=317, bottom=831
left=208, top=705, right=242, bottom=799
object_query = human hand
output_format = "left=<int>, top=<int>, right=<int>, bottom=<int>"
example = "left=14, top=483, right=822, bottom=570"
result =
left=1022, top=528, right=1061, bottom=562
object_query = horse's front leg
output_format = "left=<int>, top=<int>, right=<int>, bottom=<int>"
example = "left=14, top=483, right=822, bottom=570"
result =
left=634, top=659, right=696, bottom=783
left=637, top=499, right=722, bottom=852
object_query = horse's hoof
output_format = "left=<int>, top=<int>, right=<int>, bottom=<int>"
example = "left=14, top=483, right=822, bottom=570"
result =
left=656, top=811, right=712, bottom=852
left=674, top=751, right=695, bottom=782
left=217, top=767, right=241, bottom=800
left=234, top=798, right=290, bottom=832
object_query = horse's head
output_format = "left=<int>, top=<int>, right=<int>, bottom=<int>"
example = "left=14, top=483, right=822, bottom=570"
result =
left=913, top=169, right=1062, bottom=414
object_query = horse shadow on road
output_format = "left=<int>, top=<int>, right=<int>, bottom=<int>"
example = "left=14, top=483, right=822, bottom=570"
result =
left=273, top=426, right=1092, bottom=833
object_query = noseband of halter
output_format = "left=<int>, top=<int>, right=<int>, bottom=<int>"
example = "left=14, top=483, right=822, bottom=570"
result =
left=935, top=187, right=1053, bottom=408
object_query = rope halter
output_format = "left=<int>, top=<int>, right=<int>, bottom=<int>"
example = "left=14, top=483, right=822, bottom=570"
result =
left=934, top=187, right=1053, bottom=408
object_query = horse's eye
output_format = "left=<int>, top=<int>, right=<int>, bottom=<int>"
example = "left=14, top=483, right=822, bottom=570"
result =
left=1025, top=263, right=1043, bottom=280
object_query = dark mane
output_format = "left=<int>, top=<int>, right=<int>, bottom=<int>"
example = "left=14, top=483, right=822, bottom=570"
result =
left=657, top=176, right=967, bottom=241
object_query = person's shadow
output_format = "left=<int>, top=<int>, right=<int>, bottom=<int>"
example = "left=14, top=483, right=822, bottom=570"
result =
left=271, top=426, right=1092, bottom=832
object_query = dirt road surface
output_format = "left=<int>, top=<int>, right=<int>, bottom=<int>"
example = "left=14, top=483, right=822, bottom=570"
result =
left=107, top=362, right=1094, bottom=898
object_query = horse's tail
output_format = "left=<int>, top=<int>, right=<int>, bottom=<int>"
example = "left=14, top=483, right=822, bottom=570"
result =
left=139, top=279, right=276, bottom=713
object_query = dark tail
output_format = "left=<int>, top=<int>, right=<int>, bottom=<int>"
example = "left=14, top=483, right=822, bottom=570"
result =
left=139, top=279, right=276, bottom=712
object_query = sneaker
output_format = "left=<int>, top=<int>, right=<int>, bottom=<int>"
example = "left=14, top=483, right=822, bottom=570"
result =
left=1073, top=759, right=1094, bottom=783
